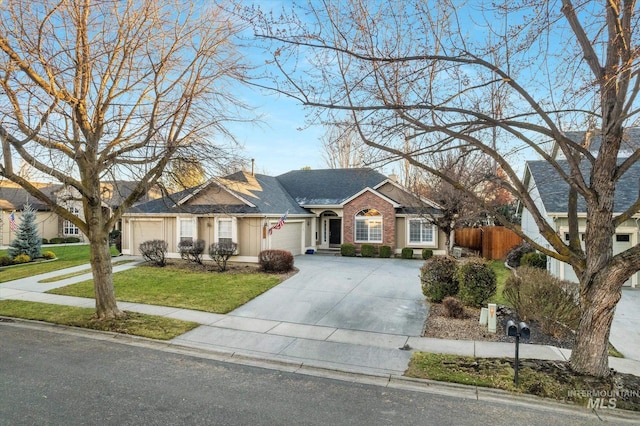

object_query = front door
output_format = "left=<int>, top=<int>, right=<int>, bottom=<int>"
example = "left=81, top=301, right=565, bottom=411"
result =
left=329, top=218, right=341, bottom=246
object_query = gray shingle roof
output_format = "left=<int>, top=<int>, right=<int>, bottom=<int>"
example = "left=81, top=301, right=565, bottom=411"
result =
left=527, top=159, right=640, bottom=214
left=130, top=172, right=308, bottom=215
left=275, top=168, right=388, bottom=205
left=555, top=128, right=640, bottom=158
left=0, top=184, right=59, bottom=211
left=128, top=168, right=439, bottom=216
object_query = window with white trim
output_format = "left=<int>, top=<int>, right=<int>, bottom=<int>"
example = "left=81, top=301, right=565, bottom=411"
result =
left=63, top=207, right=80, bottom=235
left=218, top=218, right=233, bottom=245
left=355, top=209, right=382, bottom=243
left=408, top=218, right=435, bottom=245
left=214, top=217, right=238, bottom=248
left=178, top=218, right=194, bottom=243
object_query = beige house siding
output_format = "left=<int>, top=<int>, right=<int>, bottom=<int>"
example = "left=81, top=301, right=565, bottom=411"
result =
left=238, top=217, right=263, bottom=258
left=188, top=185, right=243, bottom=206
left=198, top=217, right=215, bottom=244
left=1, top=210, right=61, bottom=246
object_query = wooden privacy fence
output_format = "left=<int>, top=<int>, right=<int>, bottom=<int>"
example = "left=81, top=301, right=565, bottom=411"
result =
left=454, top=226, right=523, bottom=260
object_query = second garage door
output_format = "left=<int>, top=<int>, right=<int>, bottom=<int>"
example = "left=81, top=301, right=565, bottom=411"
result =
left=270, top=221, right=303, bottom=255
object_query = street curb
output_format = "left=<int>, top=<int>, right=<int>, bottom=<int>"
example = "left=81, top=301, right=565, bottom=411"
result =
left=2, top=317, right=639, bottom=423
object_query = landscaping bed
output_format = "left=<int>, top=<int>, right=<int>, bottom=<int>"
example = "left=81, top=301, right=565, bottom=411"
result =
left=423, top=303, right=575, bottom=349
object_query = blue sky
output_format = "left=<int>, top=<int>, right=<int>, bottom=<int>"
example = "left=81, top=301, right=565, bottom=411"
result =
left=229, top=89, right=328, bottom=176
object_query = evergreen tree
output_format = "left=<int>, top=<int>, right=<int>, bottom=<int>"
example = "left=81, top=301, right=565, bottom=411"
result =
left=9, top=204, right=41, bottom=260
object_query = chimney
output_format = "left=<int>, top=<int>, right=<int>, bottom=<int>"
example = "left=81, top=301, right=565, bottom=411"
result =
left=251, top=159, right=255, bottom=176
left=388, top=173, right=398, bottom=182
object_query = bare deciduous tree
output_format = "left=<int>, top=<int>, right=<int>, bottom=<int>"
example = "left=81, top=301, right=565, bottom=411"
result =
left=245, top=0, right=640, bottom=377
left=415, top=150, right=491, bottom=254
left=0, top=0, right=250, bottom=319
left=321, top=121, right=370, bottom=168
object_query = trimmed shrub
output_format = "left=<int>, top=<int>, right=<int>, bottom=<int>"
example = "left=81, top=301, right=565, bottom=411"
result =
left=420, top=256, right=458, bottom=302
left=64, top=237, right=81, bottom=243
left=42, top=251, right=56, bottom=260
left=379, top=245, right=392, bottom=258
left=178, top=238, right=205, bottom=264
left=422, top=248, right=434, bottom=260
left=360, top=244, right=375, bottom=258
left=504, top=266, right=579, bottom=337
left=442, top=296, right=465, bottom=319
left=0, top=255, right=13, bottom=266
left=341, top=243, right=356, bottom=257
left=9, top=204, right=41, bottom=260
left=401, top=247, right=415, bottom=259
left=139, top=240, right=168, bottom=267
left=521, top=251, right=547, bottom=269
left=455, top=259, right=497, bottom=308
left=258, top=249, right=294, bottom=273
left=208, top=242, right=238, bottom=272
left=12, top=254, right=31, bottom=264
left=41, top=238, right=49, bottom=244
left=505, top=241, right=534, bottom=268
left=49, top=237, right=64, bottom=244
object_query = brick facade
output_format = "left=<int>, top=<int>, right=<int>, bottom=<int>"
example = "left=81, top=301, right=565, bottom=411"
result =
left=343, top=191, right=396, bottom=250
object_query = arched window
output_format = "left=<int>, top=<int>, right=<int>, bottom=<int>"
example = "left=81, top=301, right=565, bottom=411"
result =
left=63, top=207, right=80, bottom=235
left=355, top=209, right=382, bottom=243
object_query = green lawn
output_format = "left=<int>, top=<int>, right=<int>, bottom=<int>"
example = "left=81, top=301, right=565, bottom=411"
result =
left=0, top=244, right=119, bottom=283
left=488, top=260, right=511, bottom=306
left=48, top=265, right=282, bottom=314
left=0, top=300, right=198, bottom=340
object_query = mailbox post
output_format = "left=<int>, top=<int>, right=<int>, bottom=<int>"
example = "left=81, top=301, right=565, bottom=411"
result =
left=506, top=320, right=530, bottom=386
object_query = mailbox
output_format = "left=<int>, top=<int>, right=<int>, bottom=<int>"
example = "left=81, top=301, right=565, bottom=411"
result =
left=519, top=322, right=530, bottom=340
left=505, top=320, right=531, bottom=387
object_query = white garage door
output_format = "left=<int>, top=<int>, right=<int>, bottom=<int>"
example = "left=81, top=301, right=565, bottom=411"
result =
left=270, top=222, right=303, bottom=255
left=131, top=220, right=164, bottom=255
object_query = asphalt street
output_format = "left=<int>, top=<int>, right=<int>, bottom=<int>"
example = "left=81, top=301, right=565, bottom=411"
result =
left=0, top=323, right=629, bottom=426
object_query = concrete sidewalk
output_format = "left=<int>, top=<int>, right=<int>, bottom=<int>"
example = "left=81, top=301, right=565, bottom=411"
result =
left=1, top=256, right=639, bottom=378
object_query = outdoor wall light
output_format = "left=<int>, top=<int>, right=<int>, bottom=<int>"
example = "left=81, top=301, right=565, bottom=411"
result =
left=506, top=320, right=530, bottom=386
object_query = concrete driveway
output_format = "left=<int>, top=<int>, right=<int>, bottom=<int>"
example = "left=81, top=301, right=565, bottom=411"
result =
left=231, top=255, right=428, bottom=336
left=611, top=288, right=640, bottom=361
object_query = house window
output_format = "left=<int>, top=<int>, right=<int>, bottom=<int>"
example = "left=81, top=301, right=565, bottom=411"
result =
left=218, top=218, right=233, bottom=245
left=616, top=234, right=631, bottom=242
left=63, top=207, right=80, bottom=235
left=355, top=209, right=382, bottom=243
left=178, top=218, right=194, bottom=243
left=214, top=217, right=238, bottom=248
left=409, top=219, right=435, bottom=245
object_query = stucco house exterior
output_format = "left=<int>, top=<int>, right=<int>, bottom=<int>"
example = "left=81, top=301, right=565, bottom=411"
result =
left=0, top=180, right=160, bottom=246
left=520, top=129, right=640, bottom=287
left=121, top=168, right=445, bottom=262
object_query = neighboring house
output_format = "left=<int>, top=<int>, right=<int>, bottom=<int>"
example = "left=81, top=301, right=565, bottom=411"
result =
left=0, top=180, right=160, bottom=246
left=121, top=168, right=445, bottom=262
left=520, top=128, right=640, bottom=287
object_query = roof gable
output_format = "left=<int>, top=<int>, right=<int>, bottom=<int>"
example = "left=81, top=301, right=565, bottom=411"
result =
left=342, top=187, right=400, bottom=208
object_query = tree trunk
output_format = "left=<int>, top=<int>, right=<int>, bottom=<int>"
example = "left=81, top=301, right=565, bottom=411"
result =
left=86, top=203, right=122, bottom=320
left=443, top=229, right=452, bottom=256
left=570, top=270, right=622, bottom=376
